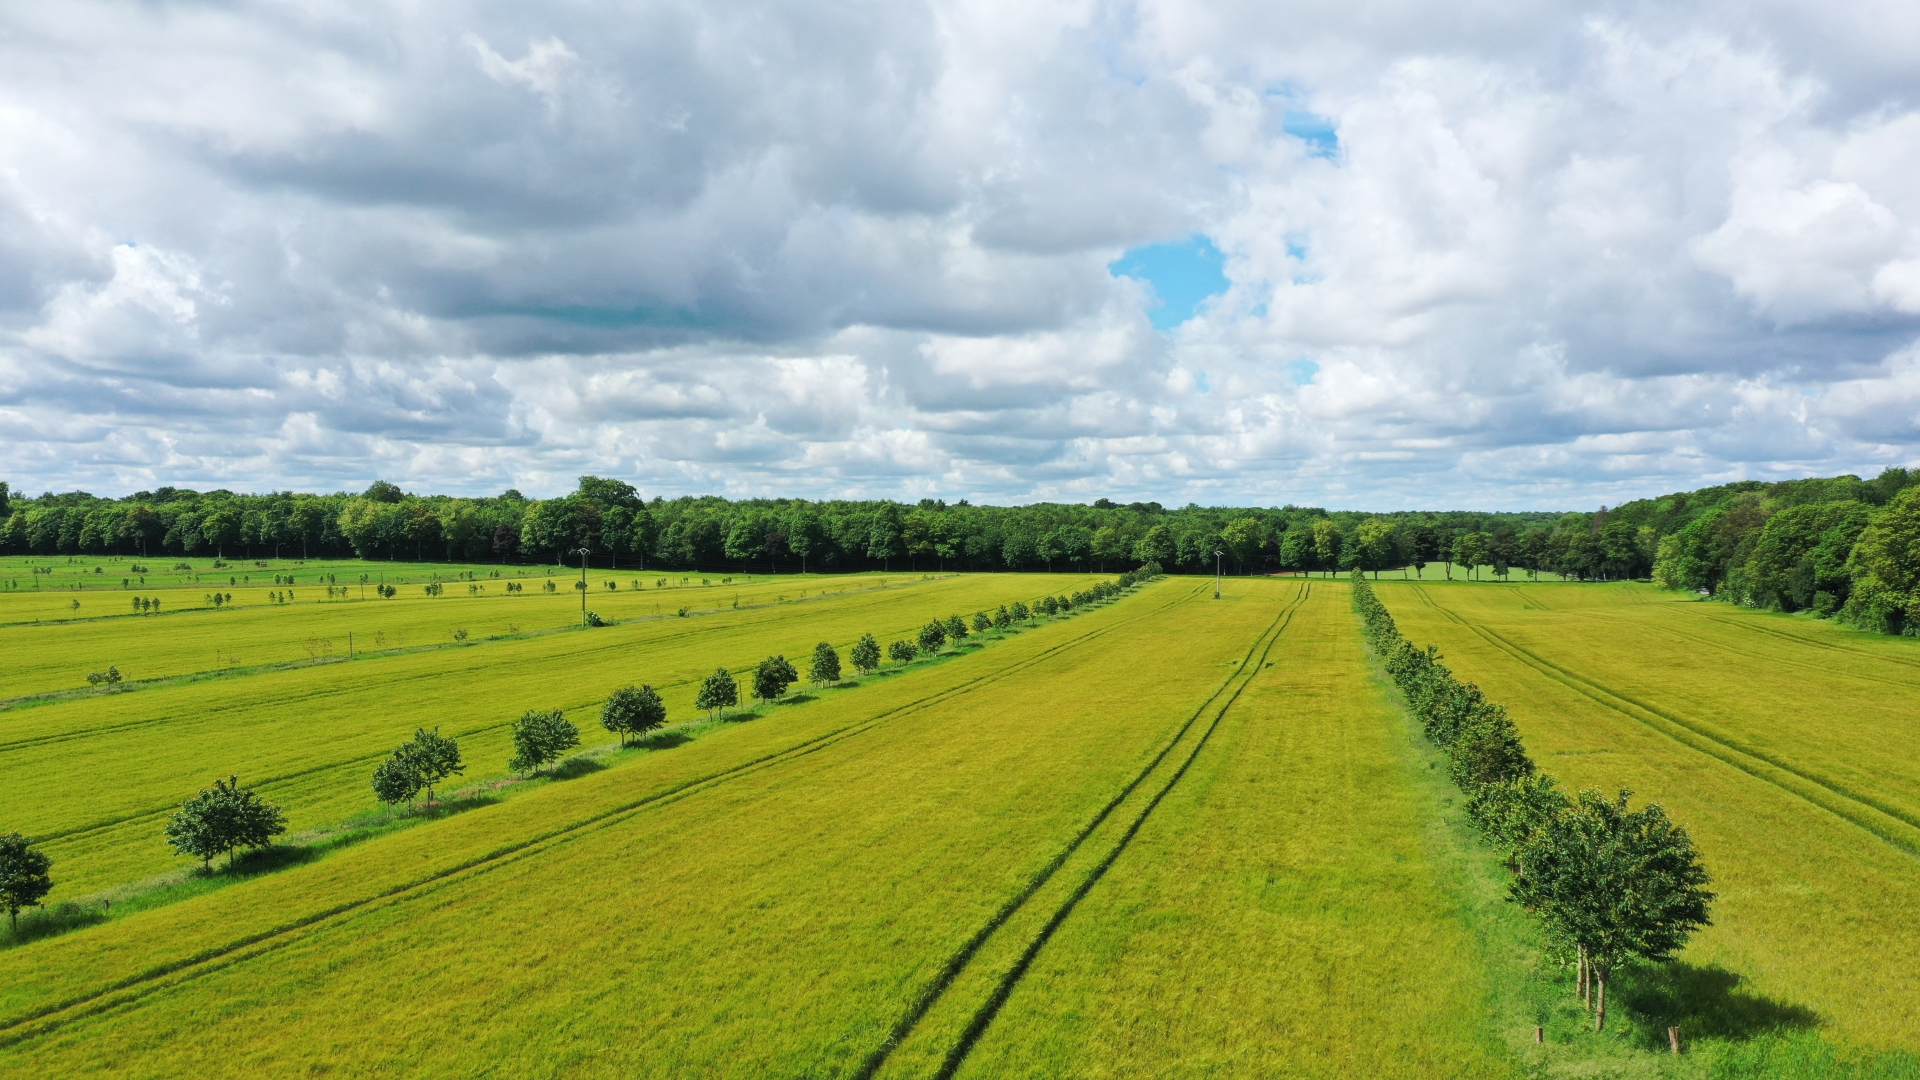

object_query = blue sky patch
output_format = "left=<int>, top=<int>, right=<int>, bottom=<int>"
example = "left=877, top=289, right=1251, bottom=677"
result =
left=1110, top=235, right=1230, bottom=331
left=1284, top=358, right=1319, bottom=386
left=1282, top=111, right=1339, bottom=158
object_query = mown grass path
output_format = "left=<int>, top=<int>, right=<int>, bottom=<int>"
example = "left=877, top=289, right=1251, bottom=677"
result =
left=1378, top=579, right=1920, bottom=1053
left=915, top=581, right=1512, bottom=1078
left=0, top=577, right=1316, bottom=1076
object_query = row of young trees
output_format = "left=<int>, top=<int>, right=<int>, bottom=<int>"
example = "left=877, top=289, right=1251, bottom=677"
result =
left=1355, top=578, right=1714, bottom=1031
left=2, top=568, right=1163, bottom=934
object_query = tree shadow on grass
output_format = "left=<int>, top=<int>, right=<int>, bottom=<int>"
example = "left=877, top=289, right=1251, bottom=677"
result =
left=2, top=901, right=107, bottom=947
left=776, top=693, right=816, bottom=706
left=1618, top=962, right=1820, bottom=1047
left=551, top=757, right=609, bottom=780
left=635, top=730, right=692, bottom=751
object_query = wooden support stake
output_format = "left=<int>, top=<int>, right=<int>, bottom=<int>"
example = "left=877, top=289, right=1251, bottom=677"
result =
left=1669, top=1027, right=1681, bottom=1055
left=1534, top=1026, right=1544, bottom=1045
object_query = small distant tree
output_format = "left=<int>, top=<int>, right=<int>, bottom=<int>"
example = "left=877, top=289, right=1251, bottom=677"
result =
left=696, top=668, right=739, bottom=719
left=0, top=832, right=54, bottom=932
left=1511, top=789, right=1714, bottom=1031
left=944, top=614, right=968, bottom=642
left=809, top=642, right=842, bottom=686
left=753, top=655, right=800, bottom=702
left=993, top=605, right=1012, bottom=629
left=602, top=684, right=667, bottom=747
left=165, top=775, right=288, bottom=871
left=888, top=639, right=918, bottom=665
left=1039, top=596, right=1060, bottom=616
left=1010, top=601, right=1031, bottom=624
left=509, top=709, right=580, bottom=775
left=971, top=611, right=991, bottom=633
left=850, top=633, right=881, bottom=674
left=918, top=621, right=948, bottom=653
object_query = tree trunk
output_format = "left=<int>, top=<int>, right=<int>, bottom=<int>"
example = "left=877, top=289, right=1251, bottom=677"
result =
left=1595, top=968, right=1608, bottom=1031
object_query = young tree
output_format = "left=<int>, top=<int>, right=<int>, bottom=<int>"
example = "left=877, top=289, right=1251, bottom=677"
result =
left=165, top=776, right=288, bottom=871
left=1010, top=600, right=1031, bottom=624
left=944, top=613, right=968, bottom=641
left=1511, top=789, right=1714, bottom=1031
left=888, top=639, right=918, bottom=665
left=850, top=633, right=881, bottom=674
left=602, top=684, right=668, bottom=747
left=993, top=604, right=1012, bottom=629
left=1039, top=595, right=1060, bottom=616
left=809, top=642, right=842, bottom=686
left=971, top=611, right=992, bottom=633
left=371, top=752, right=420, bottom=808
left=753, top=655, right=799, bottom=701
left=408, top=727, right=465, bottom=805
left=509, top=709, right=580, bottom=775
left=0, top=832, right=54, bottom=932
left=917, top=620, right=948, bottom=653
left=695, top=668, right=739, bottom=719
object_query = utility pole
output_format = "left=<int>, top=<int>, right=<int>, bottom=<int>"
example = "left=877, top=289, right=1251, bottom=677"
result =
left=1214, top=549, right=1224, bottom=599
left=575, top=547, right=592, bottom=627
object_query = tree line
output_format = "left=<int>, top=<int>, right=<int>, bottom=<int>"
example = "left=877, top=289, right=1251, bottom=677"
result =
left=1354, top=577, right=1714, bottom=1032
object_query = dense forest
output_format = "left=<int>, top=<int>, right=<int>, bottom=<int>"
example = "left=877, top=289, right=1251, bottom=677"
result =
left=3, top=466, right=1918, bottom=632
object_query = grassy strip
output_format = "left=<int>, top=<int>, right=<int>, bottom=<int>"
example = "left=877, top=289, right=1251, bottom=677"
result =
left=1363, top=584, right=1920, bottom=1078
left=0, top=584, right=1153, bottom=955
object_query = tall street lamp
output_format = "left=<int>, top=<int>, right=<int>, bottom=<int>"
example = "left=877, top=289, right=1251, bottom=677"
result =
left=574, top=547, right=593, bottom=627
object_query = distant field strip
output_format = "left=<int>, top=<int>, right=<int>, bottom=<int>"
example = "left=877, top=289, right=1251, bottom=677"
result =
left=1377, top=581, right=1920, bottom=1051
left=0, top=579, right=1300, bottom=1076
left=1406, top=585, right=1920, bottom=855
left=3, top=573, right=1102, bottom=897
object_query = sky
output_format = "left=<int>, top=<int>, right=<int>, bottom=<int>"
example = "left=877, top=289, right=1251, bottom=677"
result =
left=3, top=1, right=1920, bottom=510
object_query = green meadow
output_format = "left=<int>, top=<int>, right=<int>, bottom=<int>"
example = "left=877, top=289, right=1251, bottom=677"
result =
left=2, top=565, right=1917, bottom=1076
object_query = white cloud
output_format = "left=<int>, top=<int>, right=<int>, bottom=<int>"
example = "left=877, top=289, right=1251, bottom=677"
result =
left=0, top=1, right=1917, bottom=507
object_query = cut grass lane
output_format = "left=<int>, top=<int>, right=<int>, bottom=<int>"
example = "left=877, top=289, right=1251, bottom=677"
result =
left=2, top=573, right=1104, bottom=898
left=0, top=580, right=1293, bottom=1076
left=942, top=581, right=1512, bottom=1079
left=1377, top=580, right=1920, bottom=1052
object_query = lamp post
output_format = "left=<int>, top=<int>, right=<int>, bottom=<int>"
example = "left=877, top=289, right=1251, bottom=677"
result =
left=1214, top=549, right=1224, bottom=599
left=574, top=547, right=592, bottom=627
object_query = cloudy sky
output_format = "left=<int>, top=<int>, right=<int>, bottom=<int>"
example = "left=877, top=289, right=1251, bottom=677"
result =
left=3, top=0, right=1919, bottom=509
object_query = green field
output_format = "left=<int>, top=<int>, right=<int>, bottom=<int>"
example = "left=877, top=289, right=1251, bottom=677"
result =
left=1376, top=579, right=1920, bottom=1056
left=4, top=566, right=1917, bottom=1075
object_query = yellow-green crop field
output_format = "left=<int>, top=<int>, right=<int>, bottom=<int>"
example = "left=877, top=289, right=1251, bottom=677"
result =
left=4, top=566, right=1918, bottom=1077
left=1376, top=579, right=1920, bottom=1058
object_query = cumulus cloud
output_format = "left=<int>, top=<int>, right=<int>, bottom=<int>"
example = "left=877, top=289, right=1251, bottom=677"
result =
left=0, top=0, right=1918, bottom=507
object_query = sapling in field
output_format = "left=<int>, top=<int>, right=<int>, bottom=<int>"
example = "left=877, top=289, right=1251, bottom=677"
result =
left=972, top=611, right=992, bottom=633
left=696, top=668, right=739, bottom=719
left=508, top=709, right=580, bottom=775
left=917, top=620, right=947, bottom=653
left=850, top=633, right=881, bottom=674
left=165, top=776, right=288, bottom=871
left=888, top=639, right=917, bottom=665
left=1011, top=600, right=1031, bottom=624
left=602, top=684, right=668, bottom=747
left=753, top=655, right=799, bottom=702
left=0, top=832, right=53, bottom=932
left=994, top=604, right=1011, bottom=629
left=944, top=614, right=968, bottom=642
left=809, top=642, right=842, bottom=686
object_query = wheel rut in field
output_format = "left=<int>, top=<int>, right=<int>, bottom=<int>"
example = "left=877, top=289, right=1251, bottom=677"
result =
left=1404, top=585, right=1920, bottom=858
left=0, top=582, right=1203, bottom=1046
left=856, top=583, right=1311, bottom=1080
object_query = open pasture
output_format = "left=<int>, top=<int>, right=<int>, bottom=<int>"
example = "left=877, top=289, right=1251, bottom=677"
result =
left=881, top=583, right=1511, bottom=1079
left=0, top=559, right=912, bottom=699
left=0, top=577, right=1328, bottom=1076
left=1375, top=579, right=1920, bottom=1053
left=3, top=571, right=1096, bottom=899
